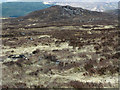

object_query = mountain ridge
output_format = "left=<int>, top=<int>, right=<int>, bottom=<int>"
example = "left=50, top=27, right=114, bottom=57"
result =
left=17, top=5, right=118, bottom=24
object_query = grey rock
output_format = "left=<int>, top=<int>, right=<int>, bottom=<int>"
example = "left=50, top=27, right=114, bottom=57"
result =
left=20, top=32, right=25, bottom=36
left=8, top=54, right=26, bottom=59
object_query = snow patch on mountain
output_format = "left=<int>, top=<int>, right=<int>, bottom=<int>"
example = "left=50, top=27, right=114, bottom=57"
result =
left=44, top=2, right=118, bottom=12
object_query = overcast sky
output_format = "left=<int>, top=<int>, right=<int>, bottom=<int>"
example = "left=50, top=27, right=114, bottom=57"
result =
left=1, top=0, right=120, bottom=2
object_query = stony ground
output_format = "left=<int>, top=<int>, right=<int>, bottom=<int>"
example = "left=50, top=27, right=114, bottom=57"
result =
left=1, top=24, right=119, bottom=88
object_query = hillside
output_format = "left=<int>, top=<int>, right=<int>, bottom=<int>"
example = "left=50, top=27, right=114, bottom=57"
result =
left=3, top=5, right=118, bottom=30
left=1, top=2, right=118, bottom=18
left=105, top=9, right=120, bottom=15
left=1, top=5, right=119, bottom=89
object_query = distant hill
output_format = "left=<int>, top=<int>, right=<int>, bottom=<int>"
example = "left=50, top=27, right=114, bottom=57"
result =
left=3, top=5, right=118, bottom=30
left=19, top=5, right=117, bottom=24
left=105, top=9, right=120, bottom=15
left=2, top=2, right=53, bottom=17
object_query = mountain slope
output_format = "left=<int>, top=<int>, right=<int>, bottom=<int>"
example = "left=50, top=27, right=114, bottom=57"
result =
left=105, top=9, right=120, bottom=15
left=3, top=5, right=118, bottom=30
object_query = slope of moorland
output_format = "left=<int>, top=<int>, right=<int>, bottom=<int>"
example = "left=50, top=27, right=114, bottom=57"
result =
left=1, top=5, right=119, bottom=88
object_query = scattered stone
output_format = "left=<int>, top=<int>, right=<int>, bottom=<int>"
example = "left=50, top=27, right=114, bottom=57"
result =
left=44, top=54, right=57, bottom=62
left=28, top=37, right=33, bottom=40
left=20, top=32, right=25, bottom=36
left=8, top=54, right=26, bottom=59
left=55, top=60, right=60, bottom=65
left=11, top=50, right=14, bottom=53
left=32, top=49, right=40, bottom=54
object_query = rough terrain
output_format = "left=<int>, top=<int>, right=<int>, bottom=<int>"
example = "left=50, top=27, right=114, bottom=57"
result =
left=1, top=5, right=119, bottom=88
